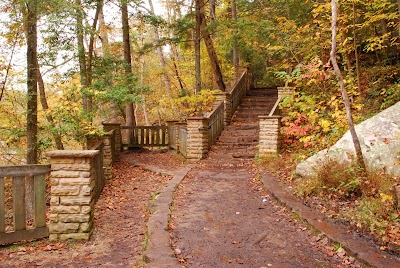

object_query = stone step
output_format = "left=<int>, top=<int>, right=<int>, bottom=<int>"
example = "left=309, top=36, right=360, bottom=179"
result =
left=219, top=129, right=258, bottom=138
left=215, top=140, right=258, bottom=147
left=211, top=145, right=258, bottom=152
left=234, top=114, right=268, bottom=120
left=225, top=123, right=258, bottom=130
left=247, top=89, right=277, bottom=96
left=205, top=88, right=277, bottom=160
left=231, top=117, right=260, bottom=123
left=209, top=147, right=257, bottom=159
left=241, top=97, right=276, bottom=102
left=237, top=106, right=273, bottom=112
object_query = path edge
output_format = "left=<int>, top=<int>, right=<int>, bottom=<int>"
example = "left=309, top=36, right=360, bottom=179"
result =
left=137, top=163, right=193, bottom=268
left=261, top=173, right=400, bottom=268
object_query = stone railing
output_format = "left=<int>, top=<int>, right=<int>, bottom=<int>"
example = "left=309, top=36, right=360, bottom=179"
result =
left=45, top=124, right=121, bottom=241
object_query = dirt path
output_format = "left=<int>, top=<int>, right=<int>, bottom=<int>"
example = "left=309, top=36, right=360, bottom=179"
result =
left=0, top=150, right=371, bottom=267
left=171, top=159, right=362, bottom=268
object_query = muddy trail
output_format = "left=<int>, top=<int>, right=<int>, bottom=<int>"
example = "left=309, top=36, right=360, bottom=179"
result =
left=171, top=159, right=358, bottom=268
left=0, top=150, right=377, bottom=268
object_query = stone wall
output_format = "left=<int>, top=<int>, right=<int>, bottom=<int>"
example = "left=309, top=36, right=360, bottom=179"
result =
left=186, top=118, right=209, bottom=160
left=259, top=116, right=282, bottom=157
left=46, top=150, right=99, bottom=241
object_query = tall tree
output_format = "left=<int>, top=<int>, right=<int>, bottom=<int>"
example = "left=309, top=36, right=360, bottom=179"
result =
left=75, top=0, right=89, bottom=112
left=198, top=0, right=225, bottom=91
left=330, top=0, right=365, bottom=169
left=26, top=0, right=38, bottom=164
left=195, top=0, right=201, bottom=93
left=36, top=59, right=64, bottom=150
left=121, top=0, right=136, bottom=131
left=231, top=0, right=239, bottom=69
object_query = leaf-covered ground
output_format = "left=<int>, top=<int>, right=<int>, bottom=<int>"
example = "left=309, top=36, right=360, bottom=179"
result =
left=0, top=150, right=373, bottom=267
left=0, top=150, right=184, bottom=268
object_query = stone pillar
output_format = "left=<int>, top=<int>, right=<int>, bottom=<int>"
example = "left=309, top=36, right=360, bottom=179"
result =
left=277, top=86, right=295, bottom=99
left=102, top=122, right=121, bottom=161
left=103, top=132, right=113, bottom=182
left=259, top=116, right=282, bottom=157
left=186, top=118, right=209, bottom=161
left=214, top=92, right=231, bottom=126
left=46, top=150, right=99, bottom=241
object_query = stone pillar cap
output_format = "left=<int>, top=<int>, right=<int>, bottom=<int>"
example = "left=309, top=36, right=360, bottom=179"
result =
left=46, top=150, right=99, bottom=158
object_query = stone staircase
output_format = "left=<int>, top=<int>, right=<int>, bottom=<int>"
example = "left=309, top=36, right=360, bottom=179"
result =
left=208, top=88, right=277, bottom=160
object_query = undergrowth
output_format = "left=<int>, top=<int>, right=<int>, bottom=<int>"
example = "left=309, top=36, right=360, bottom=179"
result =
left=294, top=160, right=400, bottom=252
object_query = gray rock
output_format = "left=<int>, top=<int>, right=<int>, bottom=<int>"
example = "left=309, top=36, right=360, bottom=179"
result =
left=296, top=101, right=400, bottom=178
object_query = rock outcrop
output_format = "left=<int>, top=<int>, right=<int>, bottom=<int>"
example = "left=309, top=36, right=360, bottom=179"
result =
left=296, top=101, right=400, bottom=178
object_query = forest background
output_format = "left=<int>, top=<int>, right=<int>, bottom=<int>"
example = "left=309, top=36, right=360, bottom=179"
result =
left=0, top=0, right=399, bottom=165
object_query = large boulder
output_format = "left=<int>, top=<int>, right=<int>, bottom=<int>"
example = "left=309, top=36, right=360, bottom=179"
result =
left=296, top=101, right=400, bottom=178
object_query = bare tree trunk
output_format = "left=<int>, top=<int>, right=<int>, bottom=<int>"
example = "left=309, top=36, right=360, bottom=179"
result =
left=330, top=0, right=365, bottom=169
left=121, top=0, right=136, bottom=143
left=75, top=0, right=89, bottom=112
left=86, top=0, right=102, bottom=90
left=99, top=1, right=119, bottom=122
left=25, top=0, right=38, bottom=223
left=98, top=0, right=109, bottom=57
left=36, top=59, right=64, bottom=150
left=198, top=0, right=226, bottom=91
left=140, top=53, right=150, bottom=126
left=210, top=0, right=216, bottom=22
left=172, top=55, right=185, bottom=91
left=195, top=0, right=201, bottom=93
left=0, top=39, right=18, bottom=102
left=353, top=2, right=361, bottom=93
left=398, top=0, right=400, bottom=37
left=231, top=0, right=239, bottom=69
left=26, top=0, right=38, bottom=164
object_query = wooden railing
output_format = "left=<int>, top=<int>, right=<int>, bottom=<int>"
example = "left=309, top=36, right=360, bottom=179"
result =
left=179, top=128, right=188, bottom=157
left=229, top=70, right=248, bottom=118
left=207, top=101, right=225, bottom=147
left=90, top=142, right=105, bottom=201
left=269, top=96, right=282, bottom=116
left=122, top=126, right=169, bottom=148
left=0, top=165, right=50, bottom=245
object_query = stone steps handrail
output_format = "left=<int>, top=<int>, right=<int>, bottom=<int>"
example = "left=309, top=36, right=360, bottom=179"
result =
left=268, top=96, right=282, bottom=117
left=207, top=100, right=225, bottom=147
